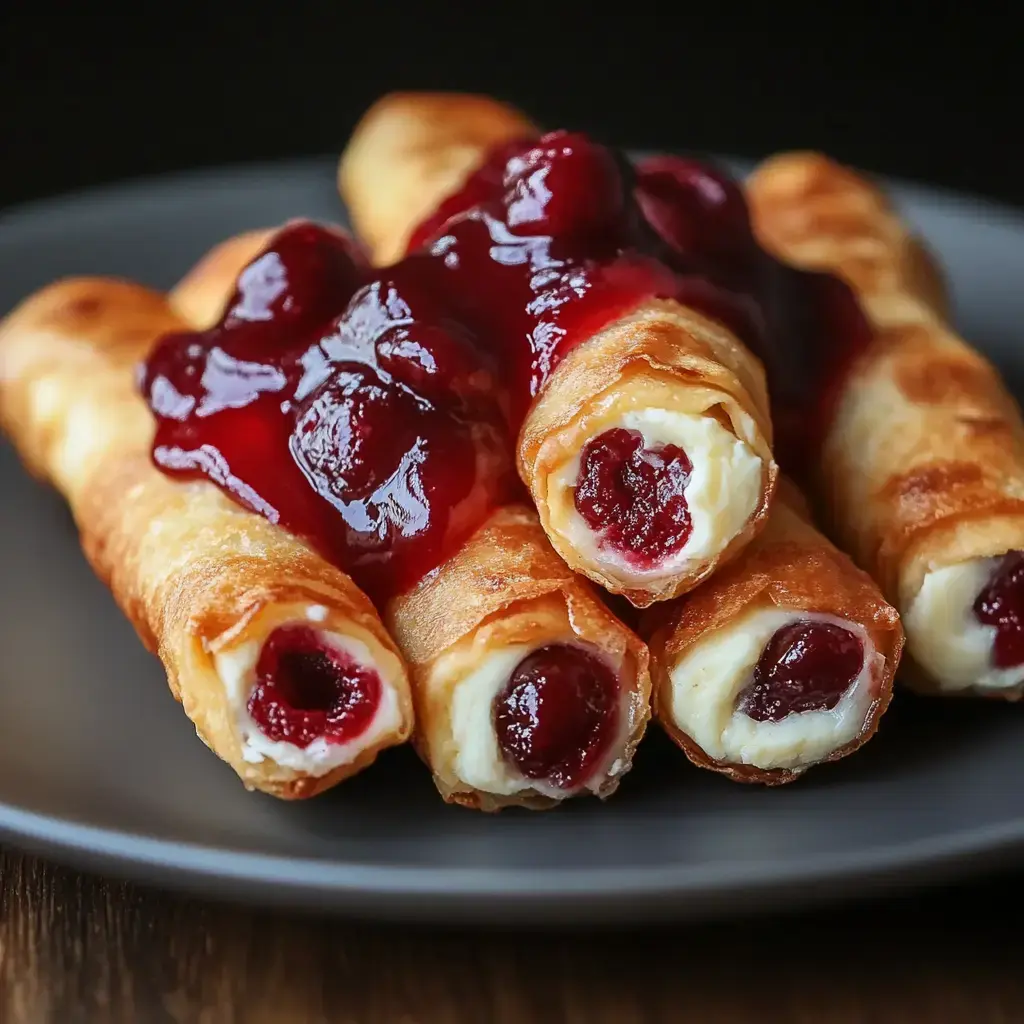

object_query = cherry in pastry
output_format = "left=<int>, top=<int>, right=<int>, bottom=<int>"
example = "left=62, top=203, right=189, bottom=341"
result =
left=737, top=621, right=864, bottom=722
left=574, top=427, right=693, bottom=566
left=493, top=643, right=620, bottom=791
left=248, top=625, right=382, bottom=747
left=974, top=551, right=1024, bottom=668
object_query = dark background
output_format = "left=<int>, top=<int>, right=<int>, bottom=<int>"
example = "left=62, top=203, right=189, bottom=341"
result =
left=1, top=10, right=1017, bottom=210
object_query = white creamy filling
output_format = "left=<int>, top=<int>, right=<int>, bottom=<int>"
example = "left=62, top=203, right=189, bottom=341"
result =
left=446, top=641, right=629, bottom=799
left=552, top=408, right=763, bottom=581
left=667, top=609, right=880, bottom=772
left=214, top=615, right=403, bottom=775
left=904, top=559, right=1024, bottom=693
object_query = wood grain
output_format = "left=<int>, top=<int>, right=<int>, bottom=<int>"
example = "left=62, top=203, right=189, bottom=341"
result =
left=1, top=849, right=1022, bottom=1023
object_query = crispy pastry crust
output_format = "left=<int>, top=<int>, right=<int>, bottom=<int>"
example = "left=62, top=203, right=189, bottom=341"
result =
left=747, top=153, right=1024, bottom=696
left=170, top=230, right=653, bottom=810
left=644, top=480, right=902, bottom=783
left=0, top=277, right=413, bottom=798
left=339, top=92, right=777, bottom=606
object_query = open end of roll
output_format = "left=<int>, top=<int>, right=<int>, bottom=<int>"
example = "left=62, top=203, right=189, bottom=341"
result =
left=247, top=624, right=383, bottom=748
left=905, top=551, right=1024, bottom=694
left=555, top=408, right=763, bottom=586
left=667, top=610, right=879, bottom=773
left=214, top=612, right=404, bottom=775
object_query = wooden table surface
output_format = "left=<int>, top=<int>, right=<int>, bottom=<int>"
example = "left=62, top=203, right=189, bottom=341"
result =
left=0, top=850, right=1021, bottom=1023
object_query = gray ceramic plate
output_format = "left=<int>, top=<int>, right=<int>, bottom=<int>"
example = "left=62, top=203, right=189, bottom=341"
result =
left=1, top=156, right=1022, bottom=925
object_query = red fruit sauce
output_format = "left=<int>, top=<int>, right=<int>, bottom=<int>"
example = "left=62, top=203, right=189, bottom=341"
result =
left=737, top=621, right=865, bottom=723
left=492, top=644, right=620, bottom=790
left=248, top=625, right=382, bottom=747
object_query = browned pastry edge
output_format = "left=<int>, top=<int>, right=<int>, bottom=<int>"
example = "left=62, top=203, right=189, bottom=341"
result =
left=519, top=297, right=778, bottom=606
left=339, top=92, right=538, bottom=266
left=747, top=152, right=1024, bottom=697
left=169, top=228, right=277, bottom=328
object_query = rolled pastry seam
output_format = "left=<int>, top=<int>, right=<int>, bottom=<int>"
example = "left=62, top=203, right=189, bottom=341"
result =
left=0, top=278, right=413, bottom=798
left=748, top=152, right=1024, bottom=699
left=388, top=506, right=651, bottom=811
left=171, top=234, right=653, bottom=810
left=644, top=481, right=901, bottom=783
left=340, top=92, right=777, bottom=606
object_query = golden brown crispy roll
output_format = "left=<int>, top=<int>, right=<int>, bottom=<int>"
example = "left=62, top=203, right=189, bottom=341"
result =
left=170, top=228, right=653, bottom=811
left=0, top=278, right=414, bottom=798
left=748, top=152, right=1024, bottom=699
left=645, top=480, right=902, bottom=782
left=339, top=92, right=777, bottom=608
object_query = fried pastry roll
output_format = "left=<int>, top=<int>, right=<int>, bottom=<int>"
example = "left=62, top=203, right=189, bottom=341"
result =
left=339, top=92, right=776, bottom=607
left=164, top=225, right=652, bottom=811
left=392, top=506, right=650, bottom=810
left=0, top=278, right=414, bottom=798
left=645, top=481, right=901, bottom=782
left=748, top=152, right=1024, bottom=699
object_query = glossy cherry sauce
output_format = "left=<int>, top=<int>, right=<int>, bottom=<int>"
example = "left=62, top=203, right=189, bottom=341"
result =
left=144, top=220, right=511, bottom=604
left=737, top=621, right=865, bottom=723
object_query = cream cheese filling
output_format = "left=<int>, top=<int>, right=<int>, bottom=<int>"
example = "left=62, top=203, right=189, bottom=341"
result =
left=904, top=559, right=1024, bottom=693
left=666, top=609, right=880, bottom=772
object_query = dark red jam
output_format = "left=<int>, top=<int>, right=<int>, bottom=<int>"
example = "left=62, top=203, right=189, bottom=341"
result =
left=143, top=220, right=512, bottom=603
left=492, top=644, right=620, bottom=790
left=248, top=625, right=382, bottom=747
left=737, top=621, right=865, bottom=723
left=574, top=427, right=693, bottom=566
left=408, top=134, right=873, bottom=474
left=973, top=551, right=1024, bottom=668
